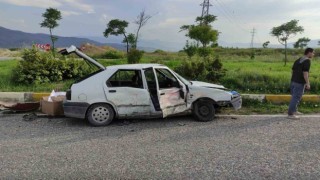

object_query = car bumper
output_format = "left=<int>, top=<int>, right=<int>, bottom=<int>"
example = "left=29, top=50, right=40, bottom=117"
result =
left=231, top=96, right=242, bottom=110
left=63, top=102, right=90, bottom=119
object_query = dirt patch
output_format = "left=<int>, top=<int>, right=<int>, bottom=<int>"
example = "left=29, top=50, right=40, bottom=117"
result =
left=79, top=43, right=117, bottom=57
left=0, top=49, right=21, bottom=57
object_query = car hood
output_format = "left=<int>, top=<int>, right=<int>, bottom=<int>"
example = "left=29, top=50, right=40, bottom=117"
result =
left=190, top=81, right=226, bottom=90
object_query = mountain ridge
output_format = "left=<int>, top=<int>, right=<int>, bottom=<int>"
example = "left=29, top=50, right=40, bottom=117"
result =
left=0, top=26, right=157, bottom=52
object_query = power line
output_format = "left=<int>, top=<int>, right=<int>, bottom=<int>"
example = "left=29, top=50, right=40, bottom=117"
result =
left=216, top=0, right=248, bottom=27
left=215, top=0, right=268, bottom=45
left=213, top=0, right=249, bottom=33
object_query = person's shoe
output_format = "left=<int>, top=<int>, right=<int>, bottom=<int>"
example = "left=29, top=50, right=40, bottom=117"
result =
left=294, top=111, right=304, bottom=115
left=287, top=115, right=300, bottom=120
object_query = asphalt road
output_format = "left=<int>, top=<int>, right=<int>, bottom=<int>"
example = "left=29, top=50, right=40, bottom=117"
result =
left=0, top=57, right=12, bottom=61
left=1, top=113, right=320, bottom=179
left=0, top=57, right=21, bottom=61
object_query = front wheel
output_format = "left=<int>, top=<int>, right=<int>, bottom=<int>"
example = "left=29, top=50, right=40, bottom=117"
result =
left=87, top=104, right=115, bottom=126
left=192, top=100, right=215, bottom=122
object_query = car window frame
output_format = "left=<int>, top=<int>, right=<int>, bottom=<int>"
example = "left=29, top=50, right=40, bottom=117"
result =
left=106, top=69, right=144, bottom=89
left=155, top=68, right=181, bottom=89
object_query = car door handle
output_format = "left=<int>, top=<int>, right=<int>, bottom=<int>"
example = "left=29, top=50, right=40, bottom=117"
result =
left=160, top=93, right=165, bottom=96
left=109, top=90, right=116, bottom=93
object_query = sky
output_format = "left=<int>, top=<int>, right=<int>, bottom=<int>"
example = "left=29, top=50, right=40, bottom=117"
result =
left=0, top=0, right=320, bottom=48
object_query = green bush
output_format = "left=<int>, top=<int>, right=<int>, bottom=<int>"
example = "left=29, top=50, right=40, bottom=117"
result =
left=9, top=48, right=20, bottom=51
left=206, top=57, right=227, bottom=83
left=174, top=56, right=226, bottom=83
left=127, top=48, right=144, bottom=64
left=12, top=47, right=92, bottom=84
left=183, top=41, right=197, bottom=58
left=153, top=49, right=167, bottom=55
left=198, top=47, right=212, bottom=58
left=94, top=50, right=125, bottom=59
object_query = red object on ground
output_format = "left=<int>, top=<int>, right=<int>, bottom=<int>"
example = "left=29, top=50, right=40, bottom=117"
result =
left=3, top=102, right=40, bottom=112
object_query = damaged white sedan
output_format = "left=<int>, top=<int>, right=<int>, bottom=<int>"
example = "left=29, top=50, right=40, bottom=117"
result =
left=60, top=46, right=242, bottom=126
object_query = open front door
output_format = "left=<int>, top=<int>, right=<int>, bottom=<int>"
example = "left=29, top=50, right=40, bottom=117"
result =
left=154, top=68, right=188, bottom=117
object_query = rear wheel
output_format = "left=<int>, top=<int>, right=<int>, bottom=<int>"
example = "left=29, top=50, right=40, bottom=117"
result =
left=193, top=100, right=215, bottom=122
left=87, top=104, right=114, bottom=126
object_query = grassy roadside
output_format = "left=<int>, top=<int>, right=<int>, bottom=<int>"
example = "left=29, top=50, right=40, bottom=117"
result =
left=0, top=60, right=74, bottom=92
left=221, top=99, right=320, bottom=115
left=1, top=49, right=320, bottom=93
left=0, top=54, right=320, bottom=115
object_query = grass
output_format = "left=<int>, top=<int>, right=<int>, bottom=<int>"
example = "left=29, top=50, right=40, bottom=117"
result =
left=220, top=99, right=320, bottom=115
left=221, top=57, right=320, bottom=94
left=1, top=48, right=320, bottom=94
left=1, top=49, right=320, bottom=114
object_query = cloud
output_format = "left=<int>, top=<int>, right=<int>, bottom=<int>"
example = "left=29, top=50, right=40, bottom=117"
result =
left=1, top=0, right=320, bottom=47
left=99, top=13, right=115, bottom=24
left=59, top=0, right=95, bottom=14
left=158, top=17, right=194, bottom=28
left=0, top=0, right=94, bottom=14
left=0, top=0, right=61, bottom=8
left=61, top=10, right=80, bottom=16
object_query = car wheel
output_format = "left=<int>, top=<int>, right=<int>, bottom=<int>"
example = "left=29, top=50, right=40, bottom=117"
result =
left=193, top=100, right=215, bottom=122
left=87, top=104, right=114, bottom=126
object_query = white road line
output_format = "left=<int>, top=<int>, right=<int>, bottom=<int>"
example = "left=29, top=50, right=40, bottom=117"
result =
left=217, top=114, right=320, bottom=118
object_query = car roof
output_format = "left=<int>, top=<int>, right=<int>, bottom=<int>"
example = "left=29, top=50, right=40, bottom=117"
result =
left=106, top=64, right=166, bottom=70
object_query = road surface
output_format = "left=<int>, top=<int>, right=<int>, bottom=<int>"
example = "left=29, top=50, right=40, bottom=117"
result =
left=0, top=57, right=21, bottom=61
left=1, top=113, right=320, bottom=179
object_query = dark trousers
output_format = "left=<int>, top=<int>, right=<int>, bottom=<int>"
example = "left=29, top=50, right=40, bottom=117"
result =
left=288, top=81, right=305, bottom=115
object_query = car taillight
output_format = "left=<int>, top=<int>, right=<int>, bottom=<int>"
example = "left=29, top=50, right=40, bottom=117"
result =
left=66, top=89, right=71, bottom=100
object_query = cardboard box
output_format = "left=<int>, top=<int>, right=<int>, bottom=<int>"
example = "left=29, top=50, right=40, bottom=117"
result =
left=41, top=96, right=65, bottom=116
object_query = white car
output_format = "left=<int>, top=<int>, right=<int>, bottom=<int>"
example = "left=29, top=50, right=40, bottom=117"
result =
left=60, top=46, right=242, bottom=126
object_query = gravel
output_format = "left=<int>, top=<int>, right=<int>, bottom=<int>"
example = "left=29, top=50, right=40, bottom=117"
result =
left=1, top=113, right=320, bottom=179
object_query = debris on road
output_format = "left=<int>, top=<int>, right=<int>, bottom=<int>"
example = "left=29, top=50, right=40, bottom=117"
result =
left=22, top=113, right=38, bottom=121
left=0, top=101, right=40, bottom=112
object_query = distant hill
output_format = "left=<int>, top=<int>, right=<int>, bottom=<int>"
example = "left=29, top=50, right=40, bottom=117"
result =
left=0, top=26, right=157, bottom=52
left=0, top=26, right=105, bottom=48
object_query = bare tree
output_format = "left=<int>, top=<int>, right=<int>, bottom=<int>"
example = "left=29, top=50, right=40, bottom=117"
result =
left=132, top=9, right=152, bottom=49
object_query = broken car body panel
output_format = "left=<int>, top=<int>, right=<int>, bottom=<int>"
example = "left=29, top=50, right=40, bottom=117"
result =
left=60, top=45, right=242, bottom=120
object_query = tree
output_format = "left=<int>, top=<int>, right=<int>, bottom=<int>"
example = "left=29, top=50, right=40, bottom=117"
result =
left=196, top=14, right=217, bottom=25
left=293, top=37, right=310, bottom=49
left=180, top=15, right=219, bottom=58
left=262, top=41, right=270, bottom=48
left=125, top=33, right=136, bottom=48
left=40, top=8, right=62, bottom=56
left=132, top=9, right=152, bottom=49
left=104, top=19, right=130, bottom=53
left=188, top=25, right=218, bottom=48
left=271, top=19, right=304, bottom=66
left=318, top=41, right=320, bottom=46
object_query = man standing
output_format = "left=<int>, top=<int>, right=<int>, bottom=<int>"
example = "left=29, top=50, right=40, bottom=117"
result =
left=288, top=48, right=315, bottom=119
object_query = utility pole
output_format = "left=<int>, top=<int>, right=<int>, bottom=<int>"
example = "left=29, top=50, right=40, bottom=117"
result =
left=250, top=28, right=256, bottom=59
left=200, top=0, right=212, bottom=21
left=197, top=0, right=212, bottom=47
left=250, top=28, right=256, bottom=49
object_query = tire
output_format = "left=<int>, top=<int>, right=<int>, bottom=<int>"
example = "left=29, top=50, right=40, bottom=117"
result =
left=87, top=104, right=115, bottom=126
left=192, top=100, right=215, bottom=122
